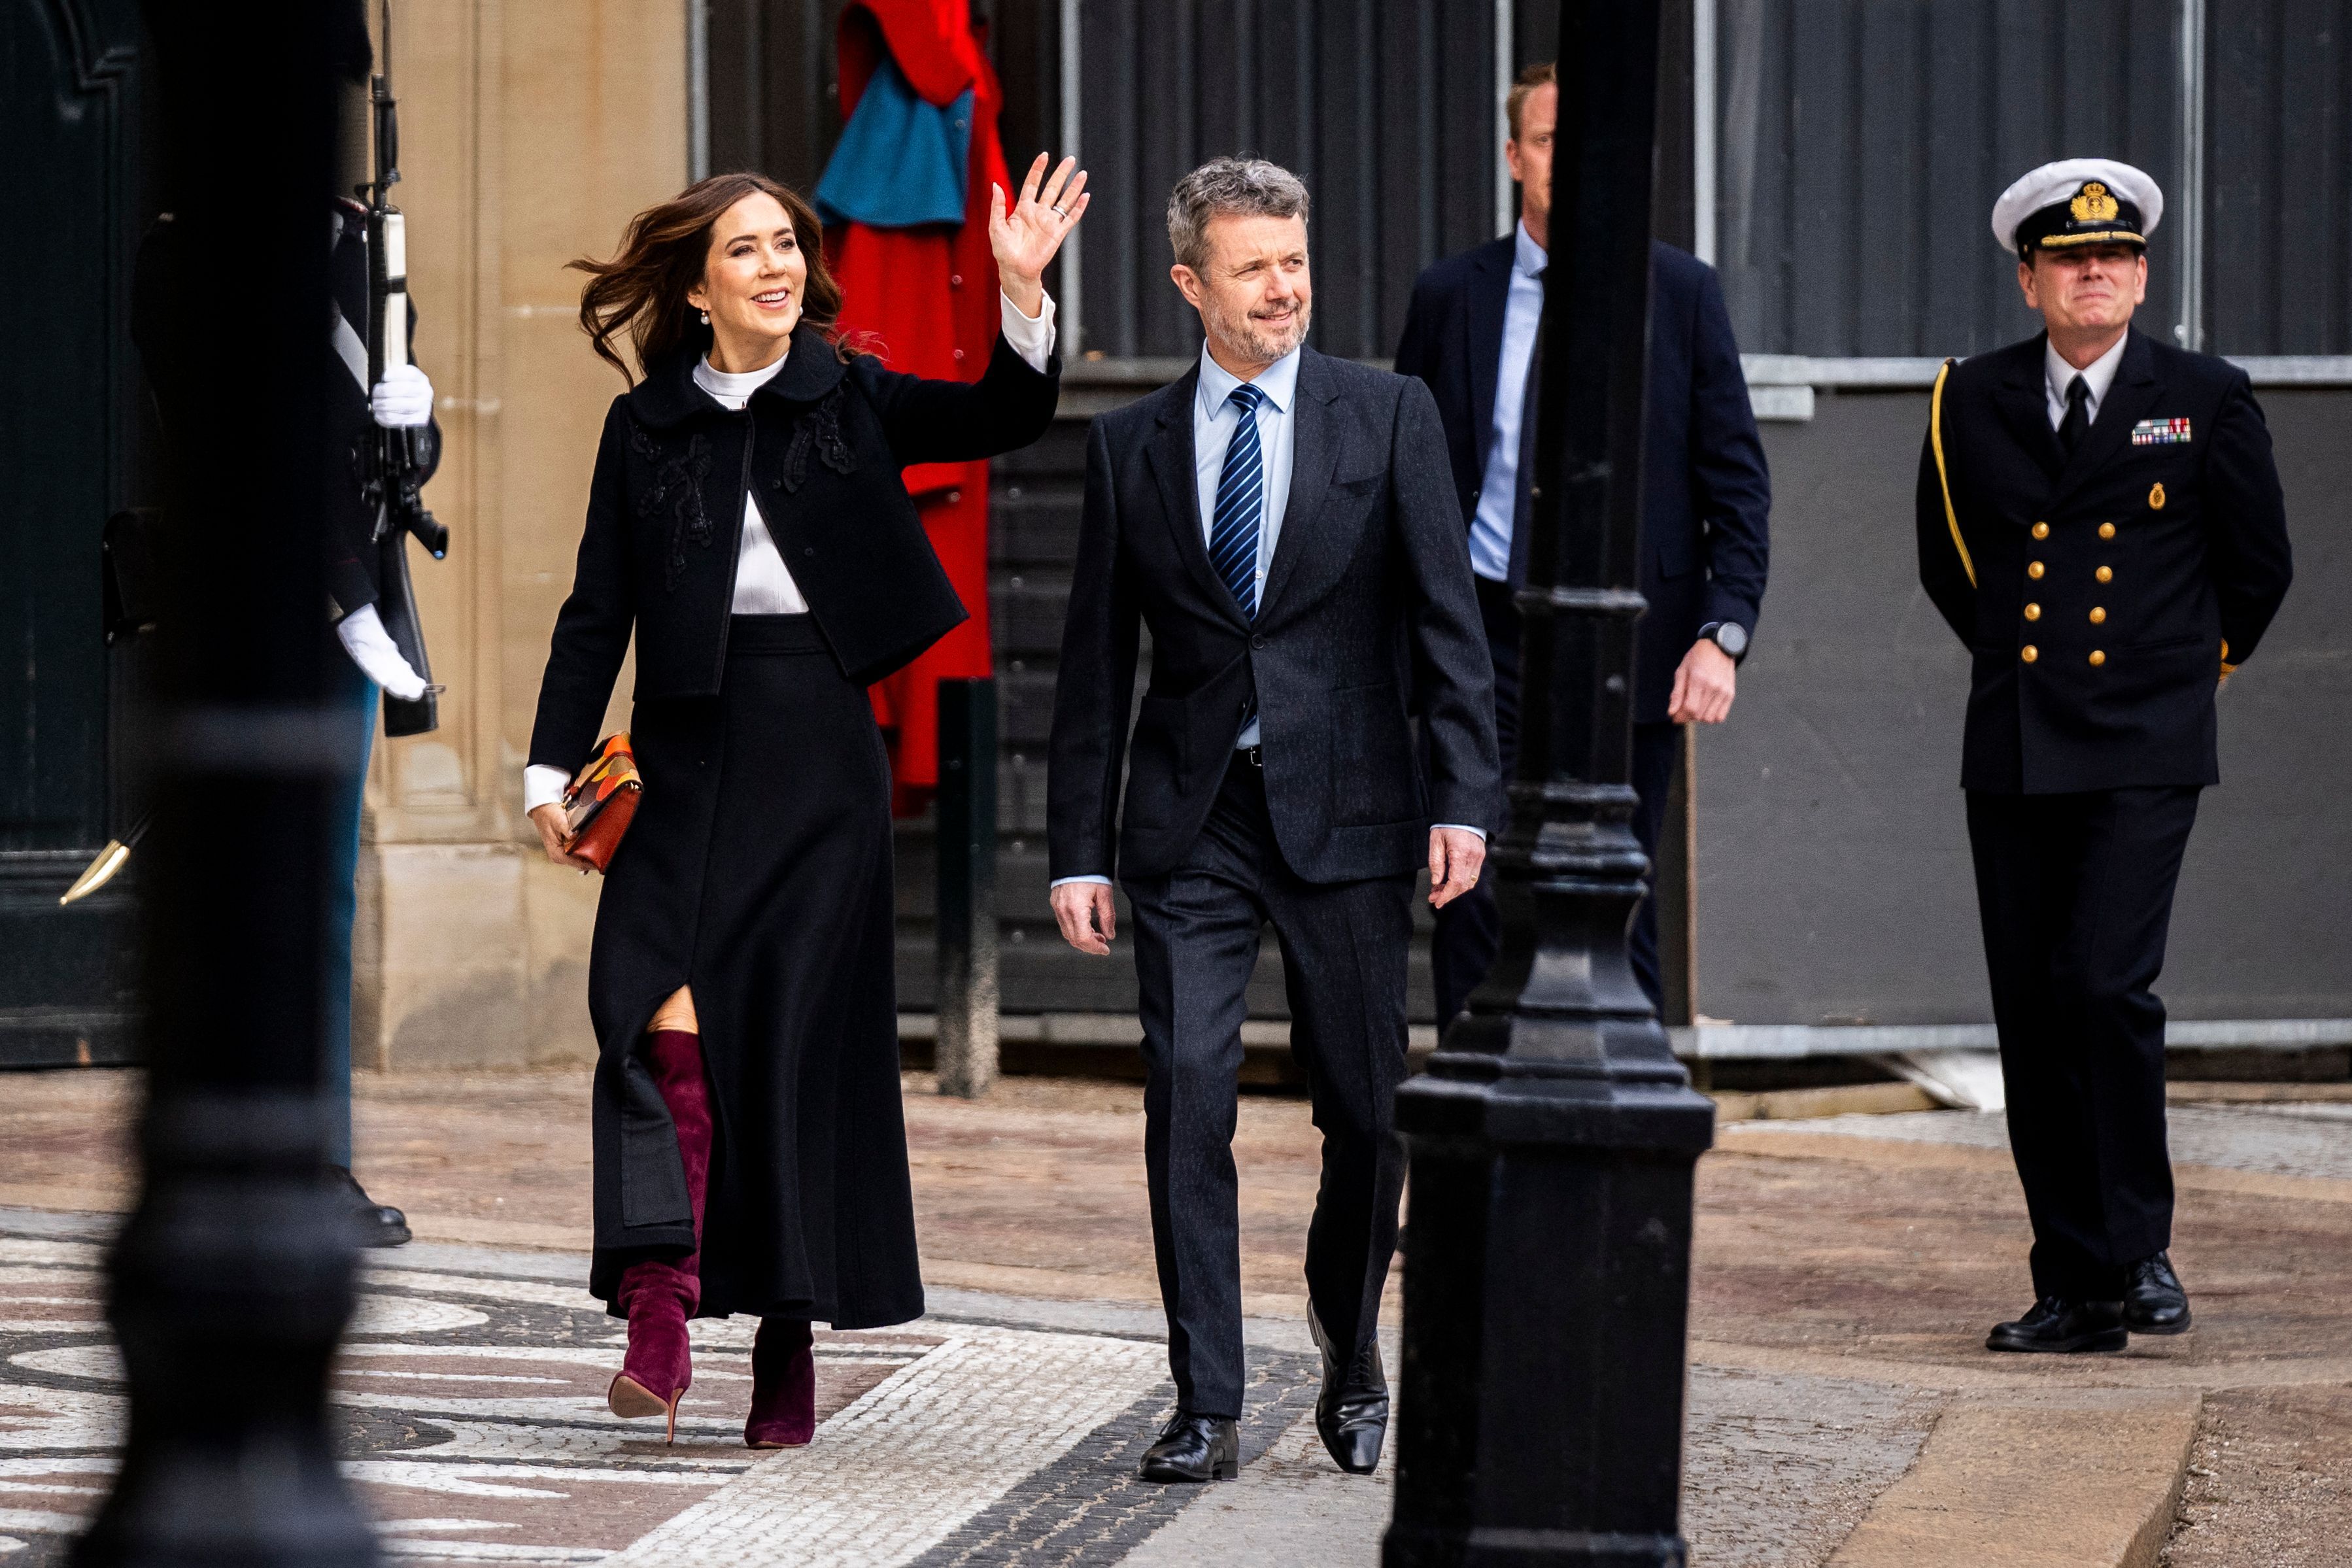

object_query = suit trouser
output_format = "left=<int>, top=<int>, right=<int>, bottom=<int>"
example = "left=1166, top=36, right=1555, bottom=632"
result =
left=1966, top=785, right=2200, bottom=1299
left=1123, top=754, right=1415, bottom=1419
left=322, top=646, right=378, bottom=1170
left=1431, top=577, right=1679, bottom=1026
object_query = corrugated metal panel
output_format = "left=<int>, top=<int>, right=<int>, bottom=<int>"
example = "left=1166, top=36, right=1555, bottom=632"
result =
left=1714, top=0, right=2188, bottom=358
left=1070, top=0, right=1503, bottom=361
left=2206, top=0, right=2352, bottom=354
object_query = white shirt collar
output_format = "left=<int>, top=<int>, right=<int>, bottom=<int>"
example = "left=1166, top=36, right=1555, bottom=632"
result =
left=1513, top=219, right=1548, bottom=279
left=2045, top=330, right=2128, bottom=417
left=1197, top=340, right=1303, bottom=420
left=694, top=347, right=790, bottom=402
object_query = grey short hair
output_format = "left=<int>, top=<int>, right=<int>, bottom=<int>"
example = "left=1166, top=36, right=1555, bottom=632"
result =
left=1167, top=158, right=1311, bottom=272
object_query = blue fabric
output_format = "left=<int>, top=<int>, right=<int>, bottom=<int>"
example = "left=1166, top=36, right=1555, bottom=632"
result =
left=1207, top=383, right=1267, bottom=621
left=322, top=647, right=377, bottom=1169
left=814, top=58, right=972, bottom=229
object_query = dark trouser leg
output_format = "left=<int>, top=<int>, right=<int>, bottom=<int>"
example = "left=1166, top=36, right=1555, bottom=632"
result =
left=1431, top=575, right=1521, bottom=1030
left=320, top=648, right=377, bottom=1170
left=1625, top=721, right=1682, bottom=1015
left=1266, top=861, right=1415, bottom=1368
left=1123, top=764, right=1271, bottom=1420
left=1968, top=787, right=2199, bottom=1299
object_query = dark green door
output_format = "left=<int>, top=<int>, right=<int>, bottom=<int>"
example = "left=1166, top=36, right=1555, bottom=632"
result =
left=1, top=0, right=158, bottom=1066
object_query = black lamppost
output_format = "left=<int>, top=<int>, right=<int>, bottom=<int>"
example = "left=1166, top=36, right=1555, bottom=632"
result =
left=75, top=5, right=377, bottom=1565
left=1384, top=2, right=1714, bottom=1565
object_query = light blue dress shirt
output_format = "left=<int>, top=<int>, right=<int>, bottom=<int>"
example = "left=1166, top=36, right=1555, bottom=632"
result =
left=1470, top=222, right=1548, bottom=583
left=1193, top=343, right=1303, bottom=749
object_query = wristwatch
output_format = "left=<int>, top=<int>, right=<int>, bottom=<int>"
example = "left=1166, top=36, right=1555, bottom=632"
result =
left=1698, top=621, right=1749, bottom=660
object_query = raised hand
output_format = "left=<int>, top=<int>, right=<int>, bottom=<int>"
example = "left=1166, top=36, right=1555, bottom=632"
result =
left=991, top=152, right=1089, bottom=315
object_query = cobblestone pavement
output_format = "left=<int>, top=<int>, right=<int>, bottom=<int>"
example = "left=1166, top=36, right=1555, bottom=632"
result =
left=3, top=1074, right=2350, bottom=1565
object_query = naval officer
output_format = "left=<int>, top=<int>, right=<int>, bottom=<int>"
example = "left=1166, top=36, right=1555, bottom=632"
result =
left=1918, top=159, right=2292, bottom=1352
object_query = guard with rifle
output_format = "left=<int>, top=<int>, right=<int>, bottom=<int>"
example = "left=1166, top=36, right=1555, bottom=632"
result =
left=124, top=0, right=441, bottom=1246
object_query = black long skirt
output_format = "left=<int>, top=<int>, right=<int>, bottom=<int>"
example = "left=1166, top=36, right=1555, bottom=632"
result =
left=583, top=613, right=922, bottom=1329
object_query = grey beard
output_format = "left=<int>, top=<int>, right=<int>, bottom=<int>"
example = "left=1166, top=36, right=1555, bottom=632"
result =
left=1206, top=297, right=1310, bottom=365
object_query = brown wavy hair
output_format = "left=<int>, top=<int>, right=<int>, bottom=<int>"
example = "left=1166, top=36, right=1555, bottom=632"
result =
left=570, top=172, right=846, bottom=384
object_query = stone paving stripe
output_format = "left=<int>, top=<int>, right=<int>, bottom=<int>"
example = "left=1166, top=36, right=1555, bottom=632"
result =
left=602, top=1327, right=1167, bottom=1568
left=903, top=1347, right=1318, bottom=1568
left=1825, top=1389, right=2200, bottom=1568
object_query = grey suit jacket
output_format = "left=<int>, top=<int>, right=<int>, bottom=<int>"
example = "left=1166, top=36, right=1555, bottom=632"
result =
left=1048, top=348, right=1499, bottom=884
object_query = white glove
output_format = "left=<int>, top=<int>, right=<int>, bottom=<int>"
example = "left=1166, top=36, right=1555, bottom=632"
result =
left=335, top=604, right=430, bottom=700
left=371, top=363, right=434, bottom=428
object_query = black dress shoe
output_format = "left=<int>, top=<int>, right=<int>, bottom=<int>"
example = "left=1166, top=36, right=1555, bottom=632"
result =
left=1137, top=1411, right=1238, bottom=1482
left=333, top=1167, right=413, bottom=1248
left=1986, top=1295, right=2126, bottom=1354
left=1308, top=1310, right=1388, bottom=1474
left=2122, top=1252, right=2192, bottom=1335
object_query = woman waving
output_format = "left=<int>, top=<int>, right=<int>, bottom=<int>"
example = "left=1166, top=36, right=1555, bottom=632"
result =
left=524, top=156, right=1087, bottom=1446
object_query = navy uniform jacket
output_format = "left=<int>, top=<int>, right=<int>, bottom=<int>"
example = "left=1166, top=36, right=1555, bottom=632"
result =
left=1916, top=328, right=2292, bottom=793
left=1395, top=237, right=1770, bottom=722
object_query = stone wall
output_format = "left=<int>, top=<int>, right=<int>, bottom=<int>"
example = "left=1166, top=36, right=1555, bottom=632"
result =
left=354, top=0, right=686, bottom=1070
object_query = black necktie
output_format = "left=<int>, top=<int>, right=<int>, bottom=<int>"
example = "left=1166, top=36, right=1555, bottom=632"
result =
left=2058, top=373, right=2090, bottom=456
left=1508, top=268, right=1546, bottom=590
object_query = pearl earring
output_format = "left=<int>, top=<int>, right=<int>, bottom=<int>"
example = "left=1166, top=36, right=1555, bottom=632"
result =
left=698, top=309, right=709, bottom=324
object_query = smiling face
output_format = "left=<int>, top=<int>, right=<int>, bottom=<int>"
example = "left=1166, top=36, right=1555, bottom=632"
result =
left=1172, top=212, right=1312, bottom=376
left=686, top=192, right=809, bottom=371
left=2019, top=242, right=2147, bottom=337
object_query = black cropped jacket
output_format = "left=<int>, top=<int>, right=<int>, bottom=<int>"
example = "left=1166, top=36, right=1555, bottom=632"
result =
left=528, top=324, right=1058, bottom=775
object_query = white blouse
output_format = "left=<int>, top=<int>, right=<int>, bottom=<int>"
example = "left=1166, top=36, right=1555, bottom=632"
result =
left=524, top=290, right=1058, bottom=814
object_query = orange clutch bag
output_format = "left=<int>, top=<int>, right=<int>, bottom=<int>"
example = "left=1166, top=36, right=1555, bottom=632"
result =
left=561, top=734, right=641, bottom=873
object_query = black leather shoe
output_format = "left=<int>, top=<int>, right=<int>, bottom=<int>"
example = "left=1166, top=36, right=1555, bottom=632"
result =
left=333, top=1167, right=413, bottom=1248
left=1308, top=1310, right=1388, bottom=1474
left=1986, top=1295, right=2126, bottom=1354
left=1137, top=1411, right=1238, bottom=1482
left=2122, top=1252, right=2192, bottom=1335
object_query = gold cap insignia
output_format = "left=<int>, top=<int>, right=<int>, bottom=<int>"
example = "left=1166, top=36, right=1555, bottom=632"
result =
left=2149, top=482, right=2166, bottom=509
left=2071, top=181, right=2122, bottom=222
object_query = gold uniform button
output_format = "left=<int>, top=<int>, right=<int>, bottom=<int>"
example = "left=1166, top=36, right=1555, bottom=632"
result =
left=2096, top=565, right=2113, bottom=583
left=2089, top=650, right=2106, bottom=667
left=2089, top=606, right=2106, bottom=624
left=2020, top=645, right=2039, bottom=663
left=2024, top=603, right=2042, bottom=621
left=2028, top=561, right=2046, bottom=579
left=2032, top=521, right=2050, bottom=539
left=2099, top=522, right=2117, bottom=539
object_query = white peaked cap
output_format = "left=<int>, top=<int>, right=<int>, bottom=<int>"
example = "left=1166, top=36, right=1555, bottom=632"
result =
left=1990, top=158, right=2164, bottom=253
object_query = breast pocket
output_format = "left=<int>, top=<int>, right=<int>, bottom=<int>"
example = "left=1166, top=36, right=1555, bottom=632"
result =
left=1328, top=680, right=1422, bottom=826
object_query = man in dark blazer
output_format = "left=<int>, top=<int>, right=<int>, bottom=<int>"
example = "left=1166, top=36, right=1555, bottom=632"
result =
left=1921, top=160, right=2291, bottom=1354
left=1395, top=62, right=1771, bottom=1025
left=1047, top=158, right=1498, bottom=1484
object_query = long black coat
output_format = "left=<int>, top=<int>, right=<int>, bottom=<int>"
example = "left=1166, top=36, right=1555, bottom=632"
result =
left=1916, top=328, right=2292, bottom=793
left=530, top=324, right=1057, bottom=1316
left=1047, top=350, right=1499, bottom=885
left=1394, top=238, right=1771, bottom=721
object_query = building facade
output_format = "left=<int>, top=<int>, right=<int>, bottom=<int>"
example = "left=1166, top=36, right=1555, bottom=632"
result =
left=5, top=0, right=2344, bottom=1072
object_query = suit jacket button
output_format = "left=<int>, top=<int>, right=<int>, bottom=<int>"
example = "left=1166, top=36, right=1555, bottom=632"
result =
left=2020, top=645, right=2039, bottom=663
left=2096, top=565, right=2113, bottom=583
left=2089, top=606, right=2107, bottom=624
left=804, top=547, right=817, bottom=558
left=770, top=477, right=783, bottom=489
left=2024, top=603, right=2041, bottom=621
left=2031, top=521, right=2049, bottom=539
left=2027, top=561, right=2045, bottom=579
left=1251, top=635, right=1267, bottom=649
left=2099, top=521, right=2117, bottom=539
left=2089, top=649, right=2106, bottom=667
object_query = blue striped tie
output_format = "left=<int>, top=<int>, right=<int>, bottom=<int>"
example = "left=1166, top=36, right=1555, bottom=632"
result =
left=1207, top=382, right=1268, bottom=619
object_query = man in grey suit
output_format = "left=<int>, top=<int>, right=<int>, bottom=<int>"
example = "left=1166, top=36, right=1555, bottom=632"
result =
left=1046, top=158, right=1500, bottom=1482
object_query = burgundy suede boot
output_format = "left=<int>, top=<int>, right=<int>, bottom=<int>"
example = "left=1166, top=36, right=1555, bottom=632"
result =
left=745, top=1317, right=816, bottom=1449
left=609, top=1029, right=713, bottom=1442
